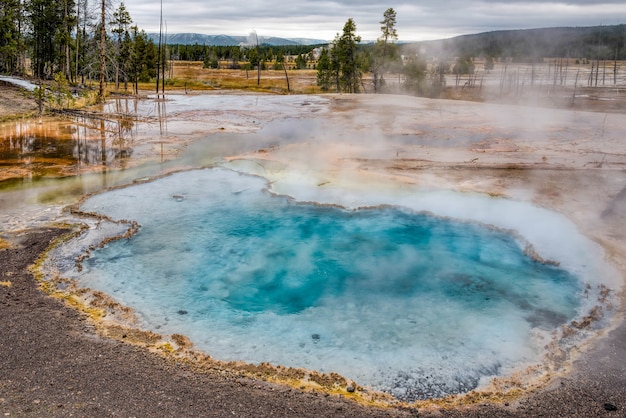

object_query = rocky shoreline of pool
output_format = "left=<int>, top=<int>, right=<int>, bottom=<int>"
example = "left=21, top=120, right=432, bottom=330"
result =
left=0, top=227, right=624, bottom=416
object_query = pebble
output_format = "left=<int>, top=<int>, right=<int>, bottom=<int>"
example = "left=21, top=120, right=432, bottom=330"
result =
left=604, top=402, right=618, bottom=411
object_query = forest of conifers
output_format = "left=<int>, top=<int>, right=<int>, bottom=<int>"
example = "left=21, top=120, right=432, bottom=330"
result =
left=0, top=0, right=163, bottom=91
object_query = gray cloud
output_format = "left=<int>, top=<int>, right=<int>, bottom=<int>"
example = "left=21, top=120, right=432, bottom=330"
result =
left=121, top=1, right=626, bottom=41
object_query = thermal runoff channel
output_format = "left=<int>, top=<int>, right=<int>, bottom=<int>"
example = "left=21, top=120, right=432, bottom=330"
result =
left=76, top=168, right=584, bottom=400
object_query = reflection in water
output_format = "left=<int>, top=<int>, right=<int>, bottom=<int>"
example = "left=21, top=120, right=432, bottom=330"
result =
left=157, top=96, right=168, bottom=162
left=0, top=98, right=143, bottom=183
left=0, top=93, right=333, bottom=228
left=0, top=92, right=338, bottom=189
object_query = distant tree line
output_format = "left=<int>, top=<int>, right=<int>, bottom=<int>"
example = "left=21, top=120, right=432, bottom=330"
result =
left=169, top=43, right=323, bottom=69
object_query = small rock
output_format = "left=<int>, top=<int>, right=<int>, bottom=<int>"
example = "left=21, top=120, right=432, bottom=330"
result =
left=346, top=385, right=355, bottom=393
left=311, top=333, right=320, bottom=341
left=604, top=402, right=618, bottom=411
left=177, top=310, right=188, bottom=315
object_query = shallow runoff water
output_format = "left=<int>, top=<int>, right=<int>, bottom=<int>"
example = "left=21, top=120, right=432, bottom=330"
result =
left=52, top=167, right=618, bottom=401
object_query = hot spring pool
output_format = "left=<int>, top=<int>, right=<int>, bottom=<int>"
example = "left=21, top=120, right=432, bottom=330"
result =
left=57, top=168, right=615, bottom=401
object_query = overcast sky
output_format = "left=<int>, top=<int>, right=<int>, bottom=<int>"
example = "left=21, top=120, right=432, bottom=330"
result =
left=120, top=1, right=626, bottom=41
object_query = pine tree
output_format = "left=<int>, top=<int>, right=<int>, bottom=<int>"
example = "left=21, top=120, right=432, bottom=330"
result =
left=0, top=0, right=21, bottom=73
left=373, top=8, right=398, bottom=93
left=26, top=0, right=71, bottom=78
left=335, top=18, right=361, bottom=93
left=111, top=2, right=132, bottom=90
left=316, top=47, right=335, bottom=91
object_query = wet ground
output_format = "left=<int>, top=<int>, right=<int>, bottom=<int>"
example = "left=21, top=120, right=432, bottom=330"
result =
left=0, top=93, right=330, bottom=229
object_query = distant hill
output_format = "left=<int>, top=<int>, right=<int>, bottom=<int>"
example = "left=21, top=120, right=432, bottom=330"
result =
left=152, top=25, right=626, bottom=60
left=149, top=33, right=328, bottom=46
left=407, top=25, right=626, bottom=61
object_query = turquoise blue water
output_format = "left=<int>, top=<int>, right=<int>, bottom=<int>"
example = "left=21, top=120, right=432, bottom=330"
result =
left=76, top=168, right=582, bottom=400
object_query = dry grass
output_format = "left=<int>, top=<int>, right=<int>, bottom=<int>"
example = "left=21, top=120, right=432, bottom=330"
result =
left=73, top=59, right=626, bottom=112
left=152, top=61, right=322, bottom=94
left=0, top=238, right=10, bottom=250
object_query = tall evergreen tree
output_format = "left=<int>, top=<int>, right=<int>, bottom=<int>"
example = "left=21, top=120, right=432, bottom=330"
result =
left=57, top=0, right=76, bottom=80
left=335, top=18, right=361, bottom=93
left=373, top=8, right=398, bottom=93
left=26, top=0, right=60, bottom=77
left=111, top=2, right=132, bottom=89
left=129, top=26, right=157, bottom=92
left=316, top=47, right=334, bottom=91
left=0, top=0, right=21, bottom=73
left=22, top=0, right=75, bottom=78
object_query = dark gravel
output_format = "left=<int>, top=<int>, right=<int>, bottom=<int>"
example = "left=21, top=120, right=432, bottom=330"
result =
left=1, top=228, right=624, bottom=417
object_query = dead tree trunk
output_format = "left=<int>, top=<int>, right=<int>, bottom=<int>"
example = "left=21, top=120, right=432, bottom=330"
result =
left=282, top=58, right=290, bottom=92
left=99, top=0, right=105, bottom=102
